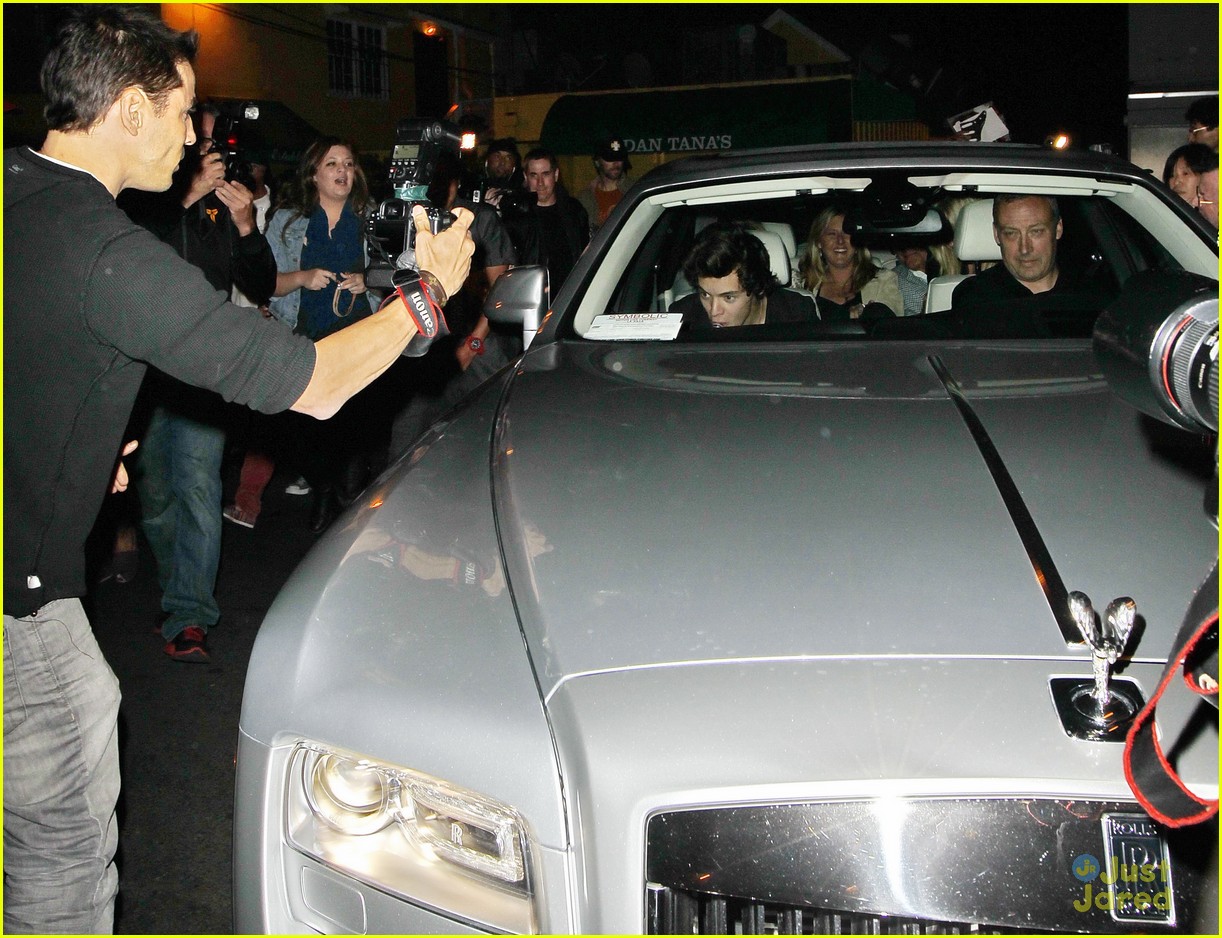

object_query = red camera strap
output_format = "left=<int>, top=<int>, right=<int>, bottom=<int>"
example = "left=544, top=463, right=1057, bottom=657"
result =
left=379, top=271, right=449, bottom=357
left=1123, top=562, right=1218, bottom=827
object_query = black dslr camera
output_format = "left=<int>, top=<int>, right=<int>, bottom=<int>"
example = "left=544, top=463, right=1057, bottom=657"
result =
left=470, top=165, right=534, bottom=217
left=208, top=101, right=260, bottom=192
left=366, top=119, right=463, bottom=289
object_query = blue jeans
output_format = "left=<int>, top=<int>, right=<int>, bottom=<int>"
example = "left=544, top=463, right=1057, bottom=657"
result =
left=3, top=599, right=122, bottom=933
left=134, top=404, right=225, bottom=639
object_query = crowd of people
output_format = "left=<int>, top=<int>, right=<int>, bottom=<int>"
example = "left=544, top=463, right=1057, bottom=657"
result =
left=87, top=108, right=638, bottom=663
left=1162, top=95, right=1219, bottom=227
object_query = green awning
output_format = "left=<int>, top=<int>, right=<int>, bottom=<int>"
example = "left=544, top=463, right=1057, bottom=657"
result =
left=541, top=79, right=854, bottom=156
left=539, top=77, right=918, bottom=157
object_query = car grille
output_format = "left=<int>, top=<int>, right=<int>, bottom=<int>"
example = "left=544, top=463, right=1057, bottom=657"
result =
left=647, top=883, right=1049, bottom=934
left=645, top=799, right=1217, bottom=934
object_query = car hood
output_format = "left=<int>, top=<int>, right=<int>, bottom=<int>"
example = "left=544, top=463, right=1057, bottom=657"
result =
left=491, top=340, right=1215, bottom=696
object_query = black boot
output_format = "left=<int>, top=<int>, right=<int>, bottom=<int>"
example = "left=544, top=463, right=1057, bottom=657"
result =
left=309, top=486, right=338, bottom=535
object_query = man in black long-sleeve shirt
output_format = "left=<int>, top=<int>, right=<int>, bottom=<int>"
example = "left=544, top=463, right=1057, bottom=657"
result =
left=2, top=9, right=474, bottom=931
left=119, top=104, right=276, bottom=662
left=523, top=147, right=589, bottom=293
left=952, top=194, right=1067, bottom=308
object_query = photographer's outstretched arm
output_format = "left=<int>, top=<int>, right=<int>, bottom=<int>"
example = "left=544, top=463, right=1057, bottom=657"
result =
left=292, top=206, right=474, bottom=419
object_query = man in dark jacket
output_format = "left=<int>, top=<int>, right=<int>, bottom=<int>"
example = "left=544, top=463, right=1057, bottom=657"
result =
left=523, top=147, right=590, bottom=294
left=669, top=222, right=817, bottom=328
left=119, top=104, right=277, bottom=662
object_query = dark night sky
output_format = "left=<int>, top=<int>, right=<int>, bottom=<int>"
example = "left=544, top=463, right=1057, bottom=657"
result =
left=508, top=3, right=1130, bottom=148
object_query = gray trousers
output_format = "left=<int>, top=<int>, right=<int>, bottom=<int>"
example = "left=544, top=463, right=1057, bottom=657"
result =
left=3, top=598, right=121, bottom=934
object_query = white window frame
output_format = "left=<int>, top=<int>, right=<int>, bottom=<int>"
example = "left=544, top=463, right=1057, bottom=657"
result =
left=326, top=18, right=389, bottom=100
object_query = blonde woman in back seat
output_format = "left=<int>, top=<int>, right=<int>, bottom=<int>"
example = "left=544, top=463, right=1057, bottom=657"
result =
left=796, top=206, right=903, bottom=319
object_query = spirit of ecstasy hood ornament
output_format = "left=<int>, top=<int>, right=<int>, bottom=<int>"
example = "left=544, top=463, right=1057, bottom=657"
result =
left=1068, top=591, right=1138, bottom=716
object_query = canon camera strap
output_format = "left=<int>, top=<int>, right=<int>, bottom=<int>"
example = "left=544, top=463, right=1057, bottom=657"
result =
left=1123, top=561, right=1219, bottom=827
left=384, top=268, right=449, bottom=358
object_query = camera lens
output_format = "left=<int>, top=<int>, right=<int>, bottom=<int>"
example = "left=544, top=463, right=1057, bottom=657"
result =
left=1160, top=306, right=1218, bottom=433
left=1094, top=270, right=1218, bottom=434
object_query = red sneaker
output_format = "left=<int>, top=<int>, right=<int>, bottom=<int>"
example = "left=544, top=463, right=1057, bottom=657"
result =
left=164, top=626, right=210, bottom=663
left=223, top=504, right=257, bottom=529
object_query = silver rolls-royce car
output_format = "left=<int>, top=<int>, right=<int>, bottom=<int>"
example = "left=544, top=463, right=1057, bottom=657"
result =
left=235, top=143, right=1218, bottom=934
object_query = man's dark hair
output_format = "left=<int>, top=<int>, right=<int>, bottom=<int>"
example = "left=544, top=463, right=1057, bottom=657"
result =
left=682, top=222, right=777, bottom=299
left=523, top=147, right=559, bottom=171
left=41, top=5, right=198, bottom=132
left=992, top=193, right=1061, bottom=226
left=1185, top=95, right=1218, bottom=130
left=1162, top=142, right=1217, bottom=184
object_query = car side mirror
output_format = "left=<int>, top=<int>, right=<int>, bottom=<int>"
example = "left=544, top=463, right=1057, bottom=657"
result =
left=484, top=265, right=549, bottom=349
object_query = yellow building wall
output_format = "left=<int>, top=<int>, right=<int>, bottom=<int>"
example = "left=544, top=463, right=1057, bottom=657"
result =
left=5, top=3, right=489, bottom=171
left=160, top=4, right=417, bottom=154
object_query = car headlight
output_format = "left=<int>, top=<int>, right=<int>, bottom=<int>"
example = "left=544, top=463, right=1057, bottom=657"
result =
left=305, top=752, right=396, bottom=835
left=286, top=743, right=537, bottom=932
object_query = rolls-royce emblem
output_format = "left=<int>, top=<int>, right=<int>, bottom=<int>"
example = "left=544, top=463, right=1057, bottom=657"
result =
left=1068, top=591, right=1136, bottom=713
left=1051, top=592, right=1143, bottom=740
left=1099, top=812, right=1176, bottom=924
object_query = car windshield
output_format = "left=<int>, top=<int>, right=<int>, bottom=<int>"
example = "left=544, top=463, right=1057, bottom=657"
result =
left=570, top=167, right=1215, bottom=343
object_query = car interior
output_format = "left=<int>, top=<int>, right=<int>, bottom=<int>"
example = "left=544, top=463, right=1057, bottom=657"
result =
left=577, top=169, right=1199, bottom=344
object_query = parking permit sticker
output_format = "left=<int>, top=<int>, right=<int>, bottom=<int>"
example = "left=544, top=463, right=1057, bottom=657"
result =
left=586, top=313, right=684, bottom=341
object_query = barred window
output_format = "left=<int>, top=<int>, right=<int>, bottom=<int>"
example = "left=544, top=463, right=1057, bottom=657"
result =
left=327, top=19, right=388, bottom=99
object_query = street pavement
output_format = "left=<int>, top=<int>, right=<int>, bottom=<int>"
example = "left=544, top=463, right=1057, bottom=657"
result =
left=88, top=465, right=319, bottom=934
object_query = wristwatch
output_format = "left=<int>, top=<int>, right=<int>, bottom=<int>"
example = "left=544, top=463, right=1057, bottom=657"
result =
left=465, top=335, right=486, bottom=356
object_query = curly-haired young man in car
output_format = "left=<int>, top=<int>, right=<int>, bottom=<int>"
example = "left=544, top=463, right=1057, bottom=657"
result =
left=670, top=222, right=817, bottom=328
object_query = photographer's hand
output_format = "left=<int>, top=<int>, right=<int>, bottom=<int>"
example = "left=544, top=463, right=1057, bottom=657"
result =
left=182, top=150, right=226, bottom=209
left=292, top=210, right=473, bottom=419
left=214, top=180, right=257, bottom=236
left=300, top=269, right=336, bottom=292
left=411, top=205, right=475, bottom=300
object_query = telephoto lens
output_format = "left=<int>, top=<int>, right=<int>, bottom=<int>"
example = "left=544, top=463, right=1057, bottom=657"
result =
left=1094, top=269, right=1217, bottom=434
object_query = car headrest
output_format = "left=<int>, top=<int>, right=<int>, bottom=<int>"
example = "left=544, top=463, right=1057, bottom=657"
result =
left=750, top=229, right=791, bottom=285
left=953, top=198, right=1002, bottom=262
left=758, top=221, right=797, bottom=261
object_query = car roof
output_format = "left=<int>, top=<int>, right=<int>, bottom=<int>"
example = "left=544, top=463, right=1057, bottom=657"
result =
left=629, top=142, right=1151, bottom=192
